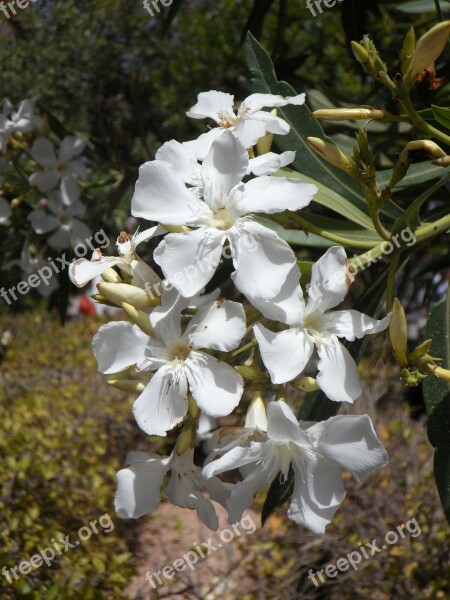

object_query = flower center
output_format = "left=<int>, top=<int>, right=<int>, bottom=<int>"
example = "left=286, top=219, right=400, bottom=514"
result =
left=217, top=111, right=239, bottom=129
left=303, top=313, right=326, bottom=344
left=205, top=207, right=236, bottom=231
left=168, top=341, right=191, bottom=362
left=59, top=215, right=70, bottom=225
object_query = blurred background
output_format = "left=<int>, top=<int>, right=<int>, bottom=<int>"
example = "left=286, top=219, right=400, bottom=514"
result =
left=1, top=1, right=450, bottom=598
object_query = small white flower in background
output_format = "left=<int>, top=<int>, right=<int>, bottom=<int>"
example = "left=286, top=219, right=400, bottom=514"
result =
left=132, top=131, right=317, bottom=300
left=183, top=90, right=305, bottom=159
left=28, top=191, right=91, bottom=249
left=0, top=99, right=43, bottom=151
left=252, top=246, right=391, bottom=403
left=93, top=295, right=246, bottom=436
left=0, top=197, right=11, bottom=225
left=7, top=245, right=59, bottom=297
left=203, top=400, right=388, bottom=533
left=115, top=447, right=231, bottom=530
left=29, top=136, right=87, bottom=203
left=69, top=227, right=163, bottom=289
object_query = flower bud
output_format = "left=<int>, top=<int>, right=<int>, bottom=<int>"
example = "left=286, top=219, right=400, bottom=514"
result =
left=389, top=298, right=408, bottom=367
left=433, top=155, right=450, bottom=167
left=401, top=27, right=416, bottom=76
left=97, top=282, right=154, bottom=309
left=351, top=41, right=374, bottom=74
left=291, top=376, right=320, bottom=392
left=234, top=365, right=269, bottom=383
left=101, top=268, right=123, bottom=284
left=245, top=392, right=268, bottom=431
left=312, top=108, right=385, bottom=121
left=121, top=302, right=155, bottom=337
left=306, top=137, right=352, bottom=172
left=106, top=379, right=146, bottom=393
left=408, top=339, right=432, bottom=363
left=257, top=109, right=277, bottom=155
left=176, top=421, right=196, bottom=455
left=404, top=21, right=450, bottom=86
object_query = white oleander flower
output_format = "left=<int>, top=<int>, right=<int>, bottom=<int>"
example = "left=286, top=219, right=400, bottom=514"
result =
left=183, top=90, right=305, bottom=159
left=29, top=136, right=87, bottom=203
left=252, top=247, right=391, bottom=403
left=203, top=400, right=388, bottom=533
left=69, top=227, right=162, bottom=290
left=93, top=296, right=246, bottom=436
left=0, top=99, right=42, bottom=151
left=28, top=191, right=91, bottom=249
left=132, top=131, right=317, bottom=301
left=116, top=448, right=231, bottom=530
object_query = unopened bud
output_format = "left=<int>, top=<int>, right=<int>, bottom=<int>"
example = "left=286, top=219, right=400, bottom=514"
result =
left=405, top=21, right=450, bottom=86
left=101, top=268, right=123, bottom=284
left=97, top=282, right=154, bottom=309
left=306, top=137, right=352, bottom=172
left=291, top=376, right=320, bottom=392
left=234, top=366, right=269, bottom=383
left=389, top=298, right=408, bottom=367
left=121, top=303, right=154, bottom=336
left=433, top=155, right=450, bottom=167
left=408, top=339, right=432, bottom=363
left=312, top=108, right=386, bottom=121
left=401, top=27, right=416, bottom=76
left=351, top=41, right=374, bottom=74
left=106, top=379, right=146, bottom=393
left=245, top=392, right=268, bottom=431
left=176, top=423, right=196, bottom=455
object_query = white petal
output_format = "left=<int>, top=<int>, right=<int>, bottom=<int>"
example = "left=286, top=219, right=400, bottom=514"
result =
left=232, top=118, right=268, bottom=148
left=235, top=176, right=316, bottom=215
left=201, top=131, right=248, bottom=206
left=132, top=160, right=206, bottom=226
left=48, top=226, right=71, bottom=249
left=288, top=455, right=346, bottom=534
left=67, top=159, right=88, bottom=180
left=115, top=455, right=168, bottom=519
left=227, top=466, right=268, bottom=524
left=306, top=246, right=349, bottom=314
left=186, top=90, right=234, bottom=123
left=31, top=138, right=58, bottom=168
left=242, top=93, right=305, bottom=113
left=60, top=176, right=81, bottom=206
left=266, top=400, right=310, bottom=445
left=254, top=324, right=314, bottom=384
left=316, top=339, right=362, bottom=403
left=250, top=111, right=291, bottom=135
left=324, top=310, right=391, bottom=341
left=70, top=218, right=91, bottom=244
left=154, top=228, right=223, bottom=298
left=0, top=196, right=11, bottom=224
left=132, top=365, right=188, bottom=436
left=248, top=265, right=305, bottom=326
left=93, top=321, right=148, bottom=374
left=230, top=219, right=296, bottom=300
left=182, top=128, right=224, bottom=161
left=59, top=136, right=86, bottom=162
left=69, top=256, right=125, bottom=287
left=28, top=209, right=58, bottom=234
left=203, top=442, right=266, bottom=479
left=29, top=170, right=60, bottom=192
left=185, top=300, right=246, bottom=351
left=156, top=139, right=201, bottom=185
left=132, top=225, right=163, bottom=249
left=307, top=414, right=388, bottom=481
left=247, top=151, right=295, bottom=176
left=185, top=351, right=244, bottom=417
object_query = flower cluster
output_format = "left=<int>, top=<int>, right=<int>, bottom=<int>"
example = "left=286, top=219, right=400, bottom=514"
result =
left=70, top=90, right=391, bottom=533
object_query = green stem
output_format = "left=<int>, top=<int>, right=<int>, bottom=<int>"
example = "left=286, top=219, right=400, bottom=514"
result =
left=229, top=339, right=257, bottom=359
left=434, top=0, right=444, bottom=21
left=385, top=252, right=401, bottom=311
left=279, top=214, right=376, bottom=249
left=415, top=213, right=450, bottom=244
left=369, top=201, right=391, bottom=241
left=399, top=94, right=450, bottom=147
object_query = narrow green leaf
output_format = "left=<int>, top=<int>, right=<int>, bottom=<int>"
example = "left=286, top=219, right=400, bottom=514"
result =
left=378, top=161, right=450, bottom=191
left=423, top=287, right=450, bottom=523
left=432, top=105, right=450, bottom=130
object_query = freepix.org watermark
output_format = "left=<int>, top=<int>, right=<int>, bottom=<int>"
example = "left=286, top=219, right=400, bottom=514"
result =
left=306, top=0, right=344, bottom=18
left=143, top=0, right=173, bottom=18
left=308, top=517, right=421, bottom=586
left=1, top=513, right=115, bottom=585
left=145, top=514, right=256, bottom=589
left=0, top=229, right=110, bottom=305
left=0, top=0, right=39, bottom=20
